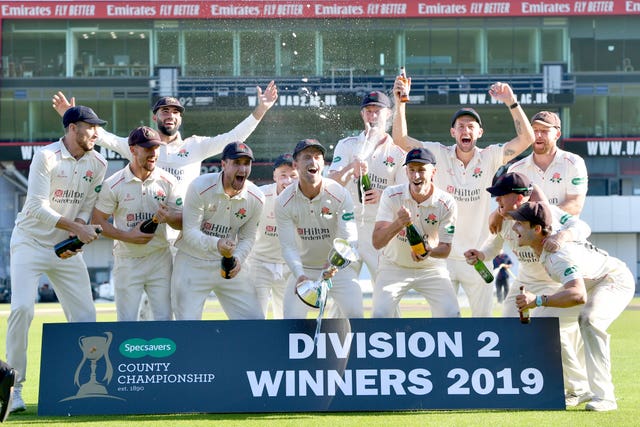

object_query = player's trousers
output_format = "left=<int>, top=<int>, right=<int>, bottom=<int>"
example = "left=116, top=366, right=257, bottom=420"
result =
left=113, top=248, right=172, bottom=321
left=283, top=265, right=363, bottom=319
left=8, top=231, right=96, bottom=388
left=578, top=261, right=635, bottom=402
left=373, top=259, right=460, bottom=318
left=448, top=258, right=494, bottom=317
left=172, top=251, right=264, bottom=320
left=503, top=279, right=589, bottom=396
left=246, top=258, right=290, bottom=319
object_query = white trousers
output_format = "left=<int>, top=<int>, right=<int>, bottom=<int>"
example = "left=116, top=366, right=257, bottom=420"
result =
left=373, top=260, right=460, bottom=318
left=448, top=258, right=494, bottom=317
left=283, top=265, right=363, bottom=319
left=503, top=279, right=589, bottom=396
left=578, top=261, right=635, bottom=402
left=8, top=231, right=96, bottom=388
left=172, top=251, right=264, bottom=320
left=246, top=259, right=290, bottom=319
left=113, top=248, right=172, bottom=321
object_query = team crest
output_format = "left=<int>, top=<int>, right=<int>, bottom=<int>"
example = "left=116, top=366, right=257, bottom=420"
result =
left=472, top=167, right=482, bottom=178
left=153, top=189, right=167, bottom=202
left=83, top=170, right=95, bottom=183
left=320, top=206, right=332, bottom=219
left=551, top=172, right=562, bottom=183
left=383, top=156, right=396, bottom=167
left=425, top=213, right=438, bottom=225
left=177, top=148, right=189, bottom=158
left=235, top=208, right=247, bottom=219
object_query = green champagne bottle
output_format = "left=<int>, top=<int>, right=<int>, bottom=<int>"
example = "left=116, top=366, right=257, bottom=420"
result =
left=357, top=173, right=372, bottom=204
left=405, top=222, right=428, bottom=257
left=473, top=260, right=494, bottom=283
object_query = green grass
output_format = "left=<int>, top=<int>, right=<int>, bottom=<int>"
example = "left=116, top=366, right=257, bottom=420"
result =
left=1, top=297, right=639, bottom=426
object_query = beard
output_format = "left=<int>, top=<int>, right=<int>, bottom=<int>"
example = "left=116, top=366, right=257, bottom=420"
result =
left=157, top=123, right=179, bottom=137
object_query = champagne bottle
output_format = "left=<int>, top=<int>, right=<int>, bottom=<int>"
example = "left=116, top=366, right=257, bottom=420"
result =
left=405, top=222, right=428, bottom=257
left=140, top=216, right=159, bottom=234
left=220, top=256, right=237, bottom=279
left=357, top=173, right=372, bottom=204
left=399, top=67, right=410, bottom=103
left=473, top=259, right=494, bottom=283
left=519, top=286, right=531, bottom=324
left=54, top=228, right=101, bottom=258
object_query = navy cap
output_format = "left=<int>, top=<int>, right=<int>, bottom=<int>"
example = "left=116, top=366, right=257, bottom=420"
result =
left=451, top=108, right=482, bottom=128
left=403, top=147, right=436, bottom=166
left=274, top=153, right=294, bottom=169
left=293, top=139, right=326, bottom=158
left=152, top=96, right=185, bottom=114
left=62, top=106, right=107, bottom=128
left=128, top=126, right=165, bottom=148
left=507, top=201, right=552, bottom=230
left=361, top=91, right=391, bottom=109
left=222, top=142, right=254, bottom=161
left=531, top=111, right=561, bottom=128
left=486, top=172, right=532, bottom=196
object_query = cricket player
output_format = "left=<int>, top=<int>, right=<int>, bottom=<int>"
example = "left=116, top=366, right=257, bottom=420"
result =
left=246, top=153, right=298, bottom=319
left=393, top=77, right=534, bottom=317
left=511, top=201, right=635, bottom=412
left=7, top=106, right=108, bottom=412
left=52, top=82, right=278, bottom=318
left=275, top=139, right=362, bottom=319
left=328, top=91, right=407, bottom=285
left=372, top=147, right=460, bottom=318
left=92, top=126, right=181, bottom=321
left=172, top=142, right=264, bottom=320
left=464, top=172, right=592, bottom=406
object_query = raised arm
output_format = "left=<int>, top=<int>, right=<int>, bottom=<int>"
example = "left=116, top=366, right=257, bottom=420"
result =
left=251, top=80, right=278, bottom=121
left=392, top=75, right=424, bottom=152
left=488, top=82, right=534, bottom=163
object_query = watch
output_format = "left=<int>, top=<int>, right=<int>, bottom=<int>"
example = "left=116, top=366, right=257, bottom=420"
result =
left=535, top=295, right=543, bottom=307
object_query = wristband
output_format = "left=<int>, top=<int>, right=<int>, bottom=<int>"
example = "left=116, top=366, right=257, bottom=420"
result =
left=509, top=102, right=519, bottom=110
left=535, top=295, right=543, bottom=307
left=543, top=295, right=549, bottom=306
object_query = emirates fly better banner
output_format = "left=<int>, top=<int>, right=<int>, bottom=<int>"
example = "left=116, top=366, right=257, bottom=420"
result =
left=38, top=318, right=564, bottom=415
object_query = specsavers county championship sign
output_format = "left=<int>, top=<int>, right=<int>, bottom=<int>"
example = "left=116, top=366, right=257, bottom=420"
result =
left=38, top=318, right=564, bottom=415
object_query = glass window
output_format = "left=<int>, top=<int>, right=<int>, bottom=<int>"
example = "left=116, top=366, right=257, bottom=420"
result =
left=184, top=31, right=233, bottom=77
left=279, top=31, right=316, bottom=77
left=156, top=31, right=179, bottom=67
left=75, top=31, right=149, bottom=77
left=240, top=32, right=276, bottom=76
left=2, top=31, right=65, bottom=77
left=323, top=27, right=396, bottom=76
left=541, top=28, right=564, bottom=63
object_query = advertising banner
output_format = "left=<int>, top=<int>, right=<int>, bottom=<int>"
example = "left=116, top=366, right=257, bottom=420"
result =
left=38, top=318, right=564, bottom=415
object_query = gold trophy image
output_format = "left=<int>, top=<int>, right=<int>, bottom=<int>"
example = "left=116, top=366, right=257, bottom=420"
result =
left=295, top=238, right=359, bottom=344
left=63, top=332, right=122, bottom=401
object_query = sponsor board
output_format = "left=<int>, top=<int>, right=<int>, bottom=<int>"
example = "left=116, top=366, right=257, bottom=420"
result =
left=39, top=318, right=564, bottom=415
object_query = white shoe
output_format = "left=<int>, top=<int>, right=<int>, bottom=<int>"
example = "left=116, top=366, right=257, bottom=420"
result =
left=10, top=388, right=25, bottom=413
left=565, top=392, right=592, bottom=407
left=585, top=398, right=617, bottom=412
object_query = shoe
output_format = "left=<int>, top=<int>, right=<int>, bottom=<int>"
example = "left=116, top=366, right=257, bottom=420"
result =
left=0, top=368, right=16, bottom=422
left=9, top=388, right=25, bottom=414
left=565, top=392, right=592, bottom=407
left=585, top=398, right=617, bottom=412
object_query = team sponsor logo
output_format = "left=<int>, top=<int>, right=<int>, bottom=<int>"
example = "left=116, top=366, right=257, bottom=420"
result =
left=571, top=177, right=587, bottom=185
left=119, top=338, right=176, bottom=358
left=175, top=197, right=183, bottom=206
left=563, top=266, right=578, bottom=276
left=83, top=170, right=95, bottom=183
left=177, top=148, right=189, bottom=158
left=383, top=156, right=396, bottom=167
left=52, top=188, right=85, bottom=204
left=95, top=184, right=102, bottom=193
left=202, top=222, right=231, bottom=237
left=235, top=208, right=247, bottom=219
left=153, top=189, right=167, bottom=202
left=445, top=225, right=455, bottom=234
left=559, top=213, right=571, bottom=225
left=342, top=212, right=355, bottom=221
left=550, top=172, right=562, bottom=183
left=472, top=167, right=482, bottom=178
left=425, top=213, right=438, bottom=225
left=333, top=156, right=342, bottom=163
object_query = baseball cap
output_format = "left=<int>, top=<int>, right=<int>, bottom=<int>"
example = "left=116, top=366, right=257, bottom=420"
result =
left=293, top=138, right=326, bottom=158
left=451, top=108, right=482, bottom=128
left=128, top=126, right=165, bottom=148
left=222, top=142, right=254, bottom=160
left=403, top=147, right=436, bottom=166
left=274, top=153, right=294, bottom=169
left=152, top=96, right=185, bottom=114
left=361, top=91, right=391, bottom=109
left=486, top=172, right=532, bottom=196
left=507, top=201, right=552, bottom=230
left=62, top=106, right=107, bottom=128
left=531, top=111, right=561, bottom=128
